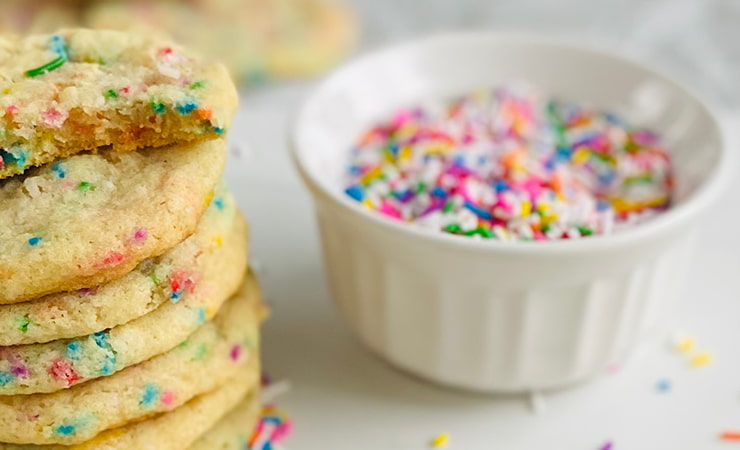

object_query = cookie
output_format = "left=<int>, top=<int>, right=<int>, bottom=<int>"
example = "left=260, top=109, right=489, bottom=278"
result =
left=0, top=361, right=260, bottom=450
left=84, top=0, right=357, bottom=83
left=0, top=28, right=237, bottom=179
left=0, top=212, right=248, bottom=395
left=0, top=138, right=227, bottom=304
left=189, top=389, right=262, bottom=450
left=0, top=273, right=264, bottom=445
left=0, top=1, right=78, bottom=35
left=0, top=186, right=242, bottom=346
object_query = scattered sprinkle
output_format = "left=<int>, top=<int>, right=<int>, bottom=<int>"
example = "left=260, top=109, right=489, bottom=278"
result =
left=55, top=424, right=76, bottom=436
left=600, top=441, right=613, bottom=450
left=720, top=431, right=740, bottom=441
left=677, top=336, right=695, bottom=354
left=656, top=379, right=671, bottom=393
left=690, top=351, right=713, bottom=368
left=27, top=236, right=42, bottom=246
left=51, top=162, right=66, bottom=178
left=249, top=406, right=292, bottom=450
left=431, top=432, right=450, bottom=448
left=104, top=89, right=119, bottom=99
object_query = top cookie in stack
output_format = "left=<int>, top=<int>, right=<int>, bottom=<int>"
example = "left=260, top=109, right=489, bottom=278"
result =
left=0, top=28, right=237, bottom=303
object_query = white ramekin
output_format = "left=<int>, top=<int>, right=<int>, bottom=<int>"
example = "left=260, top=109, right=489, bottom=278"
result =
left=290, top=33, right=731, bottom=392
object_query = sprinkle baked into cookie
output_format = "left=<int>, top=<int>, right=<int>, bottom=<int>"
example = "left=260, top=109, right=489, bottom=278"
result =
left=0, top=28, right=237, bottom=179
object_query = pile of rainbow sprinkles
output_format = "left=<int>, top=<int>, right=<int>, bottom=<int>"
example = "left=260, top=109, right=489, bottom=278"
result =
left=345, top=84, right=673, bottom=241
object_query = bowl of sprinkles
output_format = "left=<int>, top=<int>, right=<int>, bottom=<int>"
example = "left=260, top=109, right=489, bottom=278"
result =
left=291, top=33, right=730, bottom=392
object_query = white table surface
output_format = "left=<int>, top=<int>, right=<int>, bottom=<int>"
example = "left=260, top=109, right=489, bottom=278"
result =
left=224, top=80, right=739, bottom=450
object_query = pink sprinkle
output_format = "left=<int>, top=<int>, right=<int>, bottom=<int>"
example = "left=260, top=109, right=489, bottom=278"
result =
left=41, top=108, right=68, bottom=128
left=161, top=390, right=176, bottom=409
left=230, top=345, right=242, bottom=362
left=78, top=287, right=96, bottom=296
left=133, top=228, right=148, bottom=244
left=378, top=201, right=402, bottom=220
left=48, top=359, right=80, bottom=386
left=601, top=441, right=613, bottom=450
left=272, top=422, right=293, bottom=442
left=102, top=251, right=125, bottom=267
left=5, top=105, right=18, bottom=115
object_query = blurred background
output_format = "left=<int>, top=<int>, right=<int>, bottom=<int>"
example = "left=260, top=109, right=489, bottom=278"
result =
left=4, top=0, right=738, bottom=110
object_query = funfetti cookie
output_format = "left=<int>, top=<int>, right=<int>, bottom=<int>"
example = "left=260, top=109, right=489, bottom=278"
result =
left=0, top=212, right=248, bottom=395
left=84, top=0, right=357, bottom=83
left=0, top=138, right=227, bottom=304
left=188, top=388, right=262, bottom=450
left=0, top=187, right=243, bottom=346
left=0, top=360, right=260, bottom=450
left=0, top=28, right=237, bottom=179
left=0, top=273, right=265, bottom=445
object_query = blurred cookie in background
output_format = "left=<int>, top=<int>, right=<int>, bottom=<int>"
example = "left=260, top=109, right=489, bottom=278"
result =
left=84, top=0, right=358, bottom=84
left=0, top=0, right=79, bottom=34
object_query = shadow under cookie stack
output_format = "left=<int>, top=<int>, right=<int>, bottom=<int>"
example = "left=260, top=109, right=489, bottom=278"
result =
left=0, top=29, right=266, bottom=448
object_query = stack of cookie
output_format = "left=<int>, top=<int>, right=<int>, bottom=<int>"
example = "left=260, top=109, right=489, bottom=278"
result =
left=0, top=29, right=265, bottom=448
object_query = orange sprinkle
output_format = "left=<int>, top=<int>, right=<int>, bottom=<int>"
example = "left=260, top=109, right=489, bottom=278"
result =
left=721, top=431, right=740, bottom=441
left=196, top=108, right=213, bottom=120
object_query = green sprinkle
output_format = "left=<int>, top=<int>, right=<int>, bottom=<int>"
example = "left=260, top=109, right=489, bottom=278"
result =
left=16, top=315, right=31, bottom=333
left=192, top=344, right=209, bottom=361
left=577, top=226, right=594, bottom=236
left=414, top=182, right=427, bottom=194
left=189, top=80, right=206, bottom=89
left=541, top=223, right=552, bottom=234
left=444, top=223, right=462, bottom=234
left=78, top=181, right=94, bottom=192
left=152, top=102, right=166, bottom=114
left=624, top=174, right=654, bottom=185
left=443, top=200, right=455, bottom=213
left=26, top=55, right=66, bottom=77
left=104, top=89, right=119, bottom=99
left=464, top=227, right=494, bottom=238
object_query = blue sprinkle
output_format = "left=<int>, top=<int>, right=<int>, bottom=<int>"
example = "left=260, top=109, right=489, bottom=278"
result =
left=597, top=200, right=611, bottom=212
left=213, top=196, right=225, bottom=210
left=170, top=291, right=182, bottom=301
left=92, top=331, right=108, bottom=348
left=55, top=425, right=75, bottom=436
left=348, top=165, right=362, bottom=176
left=213, top=127, right=225, bottom=135
left=27, top=236, right=42, bottom=246
left=432, top=186, right=446, bottom=198
left=196, top=308, right=206, bottom=325
left=0, top=148, right=28, bottom=169
left=453, top=155, right=466, bottom=166
left=464, top=201, right=492, bottom=220
left=657, top=379, right=671, bottom=393
left=140, top=383, right=160, bottom=408
left=598, top=171, right=617, bottom=186
left=176, top=101, right=198, bottom=115
left=52, top=162, right=66, bottom=178
left=494, top=180, right=509, bottom=192
left=386, top=143, right=399, bottom=158
left=345, top=185, right=365, bottom=202
left=0, top=371, right=13, bottom=386
left=66, top=341, right=82, bottom=360
left=152, top=102, right=166, bottom=114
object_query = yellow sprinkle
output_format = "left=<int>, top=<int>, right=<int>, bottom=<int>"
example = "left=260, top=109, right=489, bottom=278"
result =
left=399, top=145, right=413, bottom=162
left=572, top=147, right=591, bottom=165
left=362, top=200, right=373, bottom=209
left=212, top=235, right=224, bottom=247
left=361, top=167, right=383, bottom=185
left=431, top=433, right=450, bottom=448
left=677, top=336, right=695, bottom=354
left=690, top=351, right=713, bottom=368
left=520, top=201, right=532, bottom=217
left=203, top=190, right=215, bottom=209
